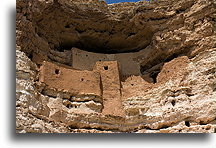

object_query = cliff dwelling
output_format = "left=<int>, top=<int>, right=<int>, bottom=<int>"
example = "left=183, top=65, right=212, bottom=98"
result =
left=38, top=45, right=204, bottom=119
left=16, top=0, right=215, bottom=133
left=38, top=46, right=147, bottom=117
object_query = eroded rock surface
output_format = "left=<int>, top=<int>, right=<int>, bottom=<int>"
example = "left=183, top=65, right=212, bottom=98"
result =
left=16, top=0, right=215, bottom=133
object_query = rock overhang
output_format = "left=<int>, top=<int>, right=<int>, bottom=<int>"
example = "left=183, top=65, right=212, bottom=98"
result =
left=33, top=0, right=154, bottom=53
left=16, top=0, right=216, bottom=133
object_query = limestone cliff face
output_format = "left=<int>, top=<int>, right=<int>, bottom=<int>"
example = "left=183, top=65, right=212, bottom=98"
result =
left=16, top=0, right=215, bottom=133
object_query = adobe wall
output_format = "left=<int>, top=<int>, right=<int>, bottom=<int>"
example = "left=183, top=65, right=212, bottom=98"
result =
left=39, top=61, right=125, bottom=117
left=39, top=61, right=101, bottom=97
left=93, top=61, right=125, bottom=117
left=71, top=47, right=142, bottom=76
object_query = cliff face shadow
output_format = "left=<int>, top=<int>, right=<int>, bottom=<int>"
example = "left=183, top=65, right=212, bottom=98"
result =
left=8, top=7, right=16, bottom=140
left=12, top=132, right=209, bottom=142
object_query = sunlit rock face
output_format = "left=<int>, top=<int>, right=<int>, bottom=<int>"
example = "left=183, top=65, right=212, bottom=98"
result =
left=16, top=0, right=215, bottom=133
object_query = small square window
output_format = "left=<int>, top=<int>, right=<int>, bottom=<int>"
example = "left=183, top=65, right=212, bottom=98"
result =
left=104, top=66, right=108, bottom=70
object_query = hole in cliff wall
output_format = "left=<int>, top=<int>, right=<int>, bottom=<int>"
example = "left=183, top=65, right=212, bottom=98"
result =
left=185, top=121, right=190, bottom=127
left=164, top=54, right=178, bottom=62
left=171, top=100, right=176, bottom=106
left=141, top=63, right=163, bottom=83
left=66, top=104, right=71, bottom=108
left=149, top=70, right=160, bottom=83
left=140, top=57, right=164, bottom=74
left=28, top=53, right=33, bottom=60
left=199, top=121, right=207, bottom=125
left=64, top=25, right=70, bottom=28
left=57, top=43, right=72, bottom=51
left=69, top=125, right=79, bottom=129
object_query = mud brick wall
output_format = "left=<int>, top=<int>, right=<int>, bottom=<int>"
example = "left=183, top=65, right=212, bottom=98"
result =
left=39, top=61, right=101, bottom=97
left=94, top=61, right=125, bottom=117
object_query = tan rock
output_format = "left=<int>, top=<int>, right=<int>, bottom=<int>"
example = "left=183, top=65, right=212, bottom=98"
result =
left=16, top=0, right=215, bottom=133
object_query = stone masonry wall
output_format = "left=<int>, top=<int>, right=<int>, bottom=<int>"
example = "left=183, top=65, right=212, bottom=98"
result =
left=72, top=47, right=141, bottom=76
left=39, top=61, right=102, bottom=97
left=93, top=61, right=125, bottom=117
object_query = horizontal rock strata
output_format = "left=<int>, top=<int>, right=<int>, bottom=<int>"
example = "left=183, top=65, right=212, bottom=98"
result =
left=16, top=0, right=215, bottom=133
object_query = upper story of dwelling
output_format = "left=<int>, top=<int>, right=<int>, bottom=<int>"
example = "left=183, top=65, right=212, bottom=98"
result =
left=71, top=47, right=141, bottom=76
left=33, top=47, right=144, bottom=77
